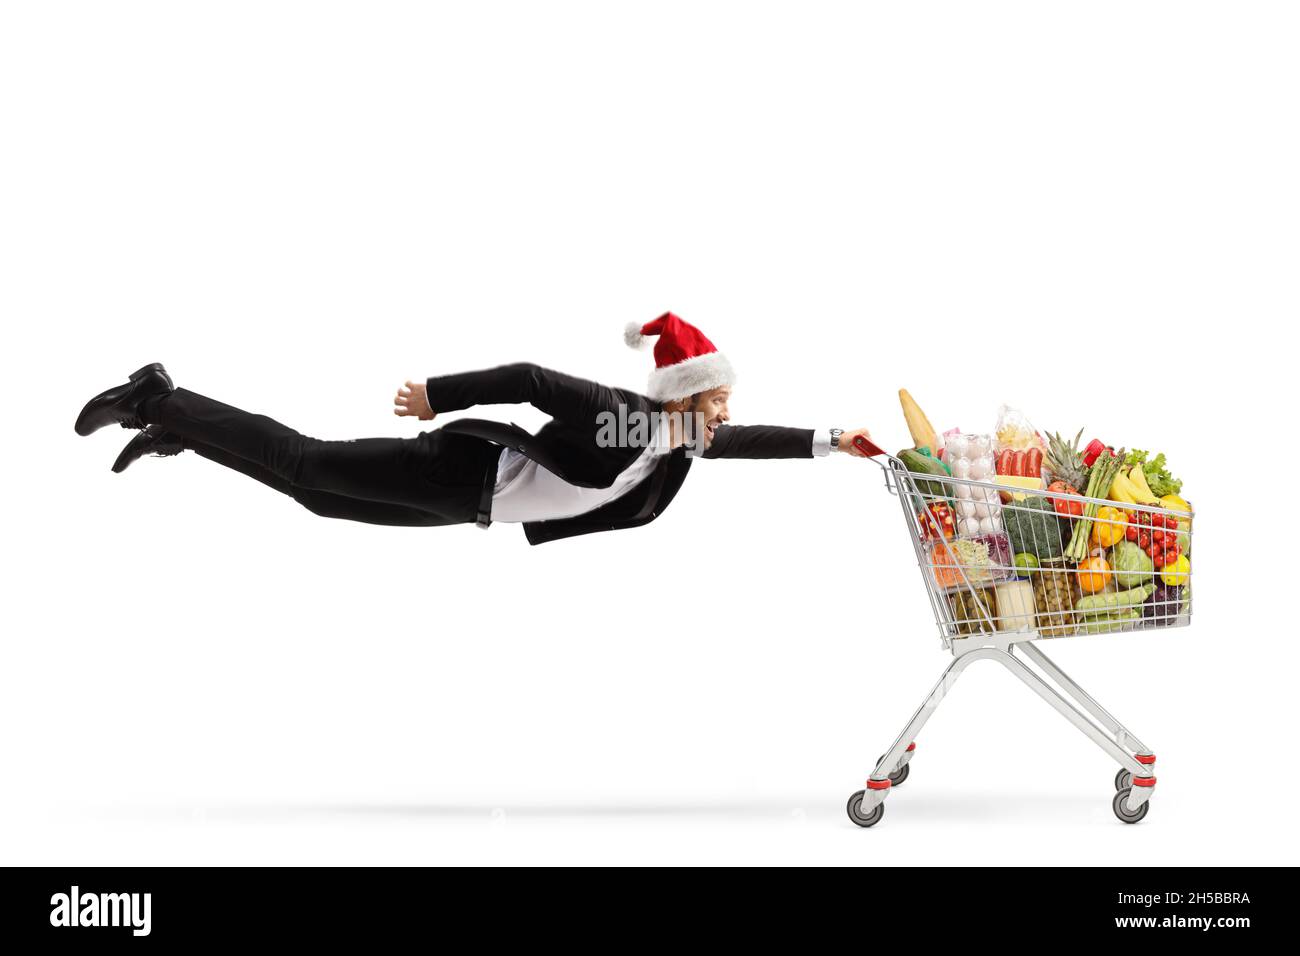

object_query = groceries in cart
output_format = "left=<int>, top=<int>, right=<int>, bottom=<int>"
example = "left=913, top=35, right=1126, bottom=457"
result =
left=892, top=391, right=1193, bottom=640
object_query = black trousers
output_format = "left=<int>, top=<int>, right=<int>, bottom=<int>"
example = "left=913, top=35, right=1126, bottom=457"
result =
left=140, top=388, right=501, bottom=527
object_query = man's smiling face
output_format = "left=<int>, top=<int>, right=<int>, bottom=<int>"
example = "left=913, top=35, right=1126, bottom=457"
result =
left=686, top=385, right=731, bottom=449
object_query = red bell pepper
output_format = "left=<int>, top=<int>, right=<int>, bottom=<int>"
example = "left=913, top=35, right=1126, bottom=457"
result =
left=1082, top=439, right=1108, bottom=468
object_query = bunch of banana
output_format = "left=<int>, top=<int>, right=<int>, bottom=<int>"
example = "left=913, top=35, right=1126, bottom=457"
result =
left=1108, top=464, right=1160, bottom=506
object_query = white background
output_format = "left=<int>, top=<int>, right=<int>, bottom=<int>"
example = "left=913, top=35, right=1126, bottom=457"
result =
left=2, top=1, right=1297, bottom=865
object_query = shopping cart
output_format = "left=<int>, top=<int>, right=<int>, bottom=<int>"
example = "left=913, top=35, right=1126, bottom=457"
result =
left=846, top=434, right=1193, bottom=827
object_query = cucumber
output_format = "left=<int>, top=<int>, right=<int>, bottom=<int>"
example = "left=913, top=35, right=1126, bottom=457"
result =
left=1075, top=584, right=1155, bottom=614
left=1077, top=608, right=1142, bottom=634
left=898, top=448, right=952, bottom=499
left=915, top=446, right=953, bottom=476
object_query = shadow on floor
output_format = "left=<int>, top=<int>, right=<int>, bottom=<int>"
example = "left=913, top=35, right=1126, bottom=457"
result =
left=95, top=790, right=1111, bottom=825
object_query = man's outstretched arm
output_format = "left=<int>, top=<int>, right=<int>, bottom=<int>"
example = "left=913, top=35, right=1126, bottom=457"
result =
left=703, top=425, right=874, bottom=459
left=394, top=363, right=635, bottom=424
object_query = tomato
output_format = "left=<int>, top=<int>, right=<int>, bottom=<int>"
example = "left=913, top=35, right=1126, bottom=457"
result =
left=1152, top=529, right=1166, bottom=544
left=1144, top=544, right=1156, bottom=557
left=1139, top=532, right=1151, bottom=549
left=1153, top=552, right=1166, bottom=569
left=1048, top=480, right=1083, bottom=517
left=1163, top=544, right=1180, bottom=562
left=1125, top=526, right=1139, bottom=542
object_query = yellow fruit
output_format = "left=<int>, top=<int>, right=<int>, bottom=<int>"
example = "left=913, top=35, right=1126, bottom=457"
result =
left=1107, top=472, right=1139, bottom=505
left=1160, top=555, right=1190, bottom=586
left=1126, top=466, right=1161, bottom=505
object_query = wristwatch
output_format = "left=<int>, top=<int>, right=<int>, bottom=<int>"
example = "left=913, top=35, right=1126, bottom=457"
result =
left=830, top=427, right=844, bottom=450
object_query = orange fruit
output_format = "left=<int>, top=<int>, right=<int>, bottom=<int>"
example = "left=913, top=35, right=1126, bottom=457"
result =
left=1078, top=556, right=1112, bottom=594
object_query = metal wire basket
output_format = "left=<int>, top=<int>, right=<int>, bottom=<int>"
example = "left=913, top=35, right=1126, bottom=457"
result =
left=878, top=437, right=1192, bottom=649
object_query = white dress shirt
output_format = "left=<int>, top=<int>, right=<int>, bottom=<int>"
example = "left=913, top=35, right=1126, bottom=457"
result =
left=489, top=426, right=834, bottom=525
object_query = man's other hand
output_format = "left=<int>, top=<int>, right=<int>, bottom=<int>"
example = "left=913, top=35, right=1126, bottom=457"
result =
left=394, top=381, right=436, bottom=420
left=839, top=427, right=875, bottom=457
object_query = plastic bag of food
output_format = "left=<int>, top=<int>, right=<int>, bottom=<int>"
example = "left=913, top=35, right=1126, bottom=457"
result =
left=971, top=531, right=1014, bottom=578
left=929, top=533, right=1014, bottom=589
left=994, top=405, right=1046, bottom=453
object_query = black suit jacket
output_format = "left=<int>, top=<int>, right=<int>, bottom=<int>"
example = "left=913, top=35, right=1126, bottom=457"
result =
left=427, top=363, right=814, bottom=545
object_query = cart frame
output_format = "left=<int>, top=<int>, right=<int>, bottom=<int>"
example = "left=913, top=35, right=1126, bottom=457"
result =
left=846, top=441, right=1185, bottom=827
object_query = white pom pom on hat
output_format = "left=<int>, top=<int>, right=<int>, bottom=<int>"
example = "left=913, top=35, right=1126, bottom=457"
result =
left=624, top=311, right=736, bottom=401
left=624, top=321, right=650, bottom=350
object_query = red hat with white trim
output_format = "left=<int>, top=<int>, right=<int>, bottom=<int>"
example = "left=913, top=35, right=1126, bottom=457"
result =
left=624, top=312, right=736, bottom=402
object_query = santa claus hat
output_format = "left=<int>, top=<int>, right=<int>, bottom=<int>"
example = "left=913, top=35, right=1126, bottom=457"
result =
left=624, top=312, right=736, bottom=401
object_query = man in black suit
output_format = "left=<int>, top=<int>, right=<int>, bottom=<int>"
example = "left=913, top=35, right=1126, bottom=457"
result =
left=74, top=313, right=873, bottom=545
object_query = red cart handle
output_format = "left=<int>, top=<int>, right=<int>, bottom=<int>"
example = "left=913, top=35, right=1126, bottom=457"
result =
left=853, top=434, right=887, bottom=458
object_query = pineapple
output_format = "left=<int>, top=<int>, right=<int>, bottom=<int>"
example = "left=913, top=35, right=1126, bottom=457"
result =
left=1046, top=428, right=1088, bottom=489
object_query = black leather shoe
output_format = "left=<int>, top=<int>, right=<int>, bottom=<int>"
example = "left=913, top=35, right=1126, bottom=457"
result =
left=112, top=424, right=186, bottom=473
left=74, top=363, right=175, bottom=436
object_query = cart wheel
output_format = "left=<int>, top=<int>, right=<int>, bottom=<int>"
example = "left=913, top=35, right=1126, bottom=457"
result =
left=1114, top=769, right=1133, bottom=792
left=876, top=753, right=910, bottom=787
left=847, top=790, right=885, bottom=828
left=1112, top=787, right=1149, bottom=825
